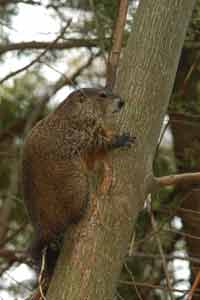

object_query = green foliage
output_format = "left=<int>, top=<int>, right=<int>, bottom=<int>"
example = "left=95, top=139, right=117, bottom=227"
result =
left=187, top=0, right=200, bottom=41
left=0, top=71, right=46, bottom=128
left=0, top=2, right=18, bottom=43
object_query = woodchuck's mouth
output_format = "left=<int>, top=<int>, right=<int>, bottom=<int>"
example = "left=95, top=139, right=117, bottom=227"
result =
left=118, top=100, right=124, bottom=109
left=112, top=97, right=125, bottom=113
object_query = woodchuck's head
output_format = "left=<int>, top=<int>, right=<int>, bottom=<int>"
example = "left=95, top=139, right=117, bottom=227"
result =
left=56, top=87, right=124, bottom=123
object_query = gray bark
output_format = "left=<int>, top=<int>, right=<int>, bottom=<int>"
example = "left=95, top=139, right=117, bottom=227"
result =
left=47, top=1, right=196, bottom=299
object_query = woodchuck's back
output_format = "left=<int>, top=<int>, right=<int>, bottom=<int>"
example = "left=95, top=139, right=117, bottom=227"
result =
left=22, top=107, right=89, bottom=251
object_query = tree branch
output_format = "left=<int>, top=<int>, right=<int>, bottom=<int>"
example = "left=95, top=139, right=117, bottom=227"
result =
left=154, top=172, right=200, bottom=188
left=89, top=0, right=107, bottom=61
left=106, top=0, right=128, bottom=89
left=148, top=201, right=175, bottom=300
left=0, top=39, right=109, bottom=56
left=0, top=0, right=41, bottom=5
left=0, top=249, right=27, bottom=264
left=146, top=172, right=200, bottom=195
left=0, top=22, right=71, bottom=84
left=118, top=280, right=200, bottom=297
left=0, top=51, right=98, bottom=143
left=132, top=252, right=200, bottom=265
left=24, top=50, right=100, bottom=134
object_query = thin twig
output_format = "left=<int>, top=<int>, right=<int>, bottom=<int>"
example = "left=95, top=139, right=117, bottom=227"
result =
left=0, top=22, right=71, bottom=84
left=0, top=222, right=27, bottom=247
left=158, top=205, right=200, bottom=217
left=0, top=38, right=106, bottom=55
left=180, top=53, right=200, bottom=96
left=106, top=0, right=128, bottom=89
left=116, top=291, right=126, bottom=300
left=89, top=0, right=106, bottom=62
left=132, top=252, right=200, bottom=265
left=164, top=228, right=200, bottom=241
left=147, top=197, right=176, bottom=300
left=0, top=51, right=98, bottom=141
left=124, top=263, right=144, bottom=300
left=118, top=280, right=200, bottom=296
left=0, top=0, right=41, bottom=6
left=38, top=247, right=47, bottom=300
left=187, top=271, right=200, bottom=300
left=24, top=50, right=100, bottom=134
left=41, top=49, right=101, bottom=86
left=154, top=119, right=169, bottom=165
left=4, top=270, right=32, bottom=292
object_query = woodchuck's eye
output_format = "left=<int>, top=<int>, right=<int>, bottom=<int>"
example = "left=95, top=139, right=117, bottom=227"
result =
left=99, top=91, right=107, bottom=98
left=79, top=95, right=85, bottom=103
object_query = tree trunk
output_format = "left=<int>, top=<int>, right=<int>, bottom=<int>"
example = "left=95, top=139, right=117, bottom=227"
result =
left=47, top=1, right=195, bottom=299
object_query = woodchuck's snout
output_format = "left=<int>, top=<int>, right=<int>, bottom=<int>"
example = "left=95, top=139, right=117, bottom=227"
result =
left=114, top=96, right=124, bottom=111
left=103, top=94, right=125, bottom=115
left=107, top=96, right=124, bottom=114
left=92, top=87, right=124, bottom=113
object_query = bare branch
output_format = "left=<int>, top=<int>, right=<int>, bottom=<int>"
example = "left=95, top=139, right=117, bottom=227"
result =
left=0, top=39, right=108, bottom=56
left=155, top=172, right=200, bottom=187
left=0, top=0, right=13, bottom=5
left=0, top=249, right=26, bottom=263
left=24, top=50, right=100, bottom=134
left=0, top=22, right=71, bottom=84
left=146, top=171, right=200, bottom=195
left=124, top=263, right=144, bottom=300
left=148, top=200, right=175, bottom=300
left=89, top=0, right=106, bottom=62
left=0, top=268, right=32, bottom=292
left=188, top=272, right=200, bottom=300
left=0, top=51, right=98, bottom=142
left=132, top=252, right=200, bottom=265
left=164, top=227, right=200, bottom=241
left=118, top=280, right=200, bottom=297
left=0, top=222, right=27, bottom=247
left=106, top=0, right=128, bottom=89
left=0, top=0, right=41, bottom=6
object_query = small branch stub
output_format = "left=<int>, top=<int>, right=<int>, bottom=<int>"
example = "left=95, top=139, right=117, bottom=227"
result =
left=106, top=0, right=128, bottom=90
left=155, top=172, right=200, bottom=188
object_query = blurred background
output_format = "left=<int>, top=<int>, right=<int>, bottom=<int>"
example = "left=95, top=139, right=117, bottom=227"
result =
left=1, top=0, right=200, bottom=299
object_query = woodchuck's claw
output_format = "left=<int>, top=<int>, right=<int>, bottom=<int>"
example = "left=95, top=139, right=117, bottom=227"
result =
left=113, top=133, right=136, bottom=149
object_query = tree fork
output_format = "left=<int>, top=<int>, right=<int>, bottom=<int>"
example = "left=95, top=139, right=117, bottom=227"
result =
left=47, top=1, right=196, bottom=299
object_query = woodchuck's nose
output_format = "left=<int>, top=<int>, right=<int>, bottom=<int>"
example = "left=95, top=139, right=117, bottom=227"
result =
left=118, top=99, right=124, bottom=108
left=116, top=97, right=124, bottom=109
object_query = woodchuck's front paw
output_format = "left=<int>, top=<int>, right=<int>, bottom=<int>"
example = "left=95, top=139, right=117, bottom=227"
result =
left=112, top=133, right=136, bottom=149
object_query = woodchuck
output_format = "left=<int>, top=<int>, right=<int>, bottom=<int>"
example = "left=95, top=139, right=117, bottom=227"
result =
left=22, top=87, right=135, bottom=274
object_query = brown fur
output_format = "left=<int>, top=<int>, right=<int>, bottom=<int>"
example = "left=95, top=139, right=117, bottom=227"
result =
left=22, top=88, right=134, bottom=274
